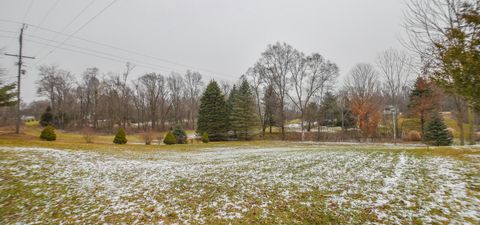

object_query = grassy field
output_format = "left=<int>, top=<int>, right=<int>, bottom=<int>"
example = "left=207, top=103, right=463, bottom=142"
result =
left=1, top=125, right=480, bottom=224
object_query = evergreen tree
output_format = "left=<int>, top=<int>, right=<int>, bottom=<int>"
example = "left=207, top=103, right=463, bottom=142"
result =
left=201, top=132, right=209, bottom=143
left=197, top=80, right=228, bottom=141
left=225, top=85, right=238, bottom=137
left=424, top=112, right=453, bottom=146
left=113, top=127, right=128, bottom=144
left=318, top=91, right=338, bottom=127
left=172, top=125, right=187, bottom=144
left=163, top=131, right=177, bottom=145
left=40, top=125, right=56, bottom=141
left=40, top=106, right=54, bottom=127
left=0, top=81, right=16, bottom=107
left=262, top=84, right=279, bottom=134
left=230, top=79, right=258, bottom=140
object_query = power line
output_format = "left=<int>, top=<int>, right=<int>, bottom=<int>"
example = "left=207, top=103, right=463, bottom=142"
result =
left=35, top=0, right=120, bottom=65
left=26, top=38, right=172, bottom=74
left=30, top=0, right=62, bottom=34
left=0, top=18, right=233, bottom=80
left=3, top=0, right=34, bottom=51
left=26, top=34, right=177, bottom=72
left=0, top=30, right=18, bottom=35
left=32, top=0, right=96, bottom=57
left=21, top=0, right=34, bottom=23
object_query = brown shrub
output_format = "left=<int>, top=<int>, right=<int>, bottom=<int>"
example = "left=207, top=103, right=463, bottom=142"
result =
left=406, top=130, right=421, bottom=142
left=82, top=128, right=95, bottom=143
left=143, top=131, right=154, bottom=145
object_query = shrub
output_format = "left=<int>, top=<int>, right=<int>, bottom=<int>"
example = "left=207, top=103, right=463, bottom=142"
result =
left=82, top=128, right=95, bottom=143
left=201, top=132, right=209, bottom=143
left=143, top=131, right=154, bottom=145
left=163, top=131, right=176, bottom=145
left=113, top=127, right=128, bottom=144
left=172, top=126, right=187, bottom=144
left=407, top=130, right=421, bottom=142
left=40, top=125, right=56, bottom=141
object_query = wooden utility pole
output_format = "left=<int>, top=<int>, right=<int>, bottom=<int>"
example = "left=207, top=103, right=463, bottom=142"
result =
left=4, top=24, right=35, bottom=134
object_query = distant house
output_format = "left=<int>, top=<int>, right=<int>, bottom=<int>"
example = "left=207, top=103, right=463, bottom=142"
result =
left=21, top=116, right=36, bottom=122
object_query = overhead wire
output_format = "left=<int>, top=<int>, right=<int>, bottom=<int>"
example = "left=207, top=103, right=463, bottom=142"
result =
left=32, top=0, right=97, bottom=57
left=0, top=18, right=233, bottom=80
left=3, top=0, right=33, bottom=52
left=21, top=0, right=34, bottom=23
left=34, top=0, right=120, bottom=65
left=25, top=38, right=173, bottom=74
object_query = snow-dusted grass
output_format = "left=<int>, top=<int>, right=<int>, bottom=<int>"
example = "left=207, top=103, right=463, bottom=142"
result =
left=1, top=146, right=479, bottom=224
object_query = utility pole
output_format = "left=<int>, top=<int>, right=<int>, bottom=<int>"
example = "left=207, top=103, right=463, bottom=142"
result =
left=4, top=24, right=35, bottom=134
left=385, top=105, right=397, bottom=145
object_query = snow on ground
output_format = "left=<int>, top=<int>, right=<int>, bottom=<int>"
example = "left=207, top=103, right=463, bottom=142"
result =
left=1, top=146, right=479, bottom=224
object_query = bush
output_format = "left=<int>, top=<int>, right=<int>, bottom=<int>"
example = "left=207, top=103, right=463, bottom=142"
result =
left=40, top=125, right=56, bottom=141
left=172, top=126, right=187, bottom=144
left=201, top=132, right=209, bottom=143
left=82, top=128, right=95, bottom=143
left=407, top=130, right=421, bottom=142
left=163, top=131, right=176, bottom=145
left=143, top=131, right=154, bottom=145
left=113, top=127, right=128, bottom=144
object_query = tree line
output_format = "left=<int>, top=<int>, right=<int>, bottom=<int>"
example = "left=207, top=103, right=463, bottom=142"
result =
left=0, top=0, right=478, bottom=145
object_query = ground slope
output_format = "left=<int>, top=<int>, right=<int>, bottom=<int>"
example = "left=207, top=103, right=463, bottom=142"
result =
left=1, top=145, right=479, bottom=224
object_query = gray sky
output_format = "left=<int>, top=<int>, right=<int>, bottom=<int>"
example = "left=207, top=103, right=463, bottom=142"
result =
left=0, top=0, right=408, bottom=103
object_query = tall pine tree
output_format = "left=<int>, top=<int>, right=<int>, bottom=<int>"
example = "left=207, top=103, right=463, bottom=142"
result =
left=423, top=112, right=453, bottom=146
left=197, top=80, right=228, bottom=140
left=230, top=79, right=258, bottom=140
left=225, top=85, right=238, bottom=137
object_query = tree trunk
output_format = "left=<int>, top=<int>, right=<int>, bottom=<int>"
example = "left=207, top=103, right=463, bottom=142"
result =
left=468, top=105, right=475, bottom=145
left=280, top=101, right=286, bottom=140
left=317, top=124, right=320, bottom=142
left=457, top=113, right=465, bottom=146
left=300, top=112, right=305, bottom=142
left=420, top=111, right=425, bottom=138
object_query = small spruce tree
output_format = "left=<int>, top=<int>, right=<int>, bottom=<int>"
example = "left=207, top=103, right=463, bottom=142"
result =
left=40, top=125, right=56, bottom=141
left=40, top=106, right=54, bottom=127
left=423, top=112, right=453, bottom=146
left=172, top=125, right=187, bottom=144
left=113, top=127, right=128, bottom=144
left=163, top=131, right=177, bottom=145
left=201, top=132, right=209, bottom=143
left=197, top=80, right=228, bottom=141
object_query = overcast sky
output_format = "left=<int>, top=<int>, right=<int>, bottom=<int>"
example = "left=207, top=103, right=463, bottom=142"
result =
left=0, top=0, right=408, bottom=103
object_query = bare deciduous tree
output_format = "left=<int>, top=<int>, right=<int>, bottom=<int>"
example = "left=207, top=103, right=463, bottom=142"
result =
left=184, top=70, right=203, bottom=130
left=255, top=42, right=296, bottom=140
left=287, top=52, right=339, bottom=141
left=168, top=72, right=185, bottom=126
left=344, top=64, right=383, bottom=140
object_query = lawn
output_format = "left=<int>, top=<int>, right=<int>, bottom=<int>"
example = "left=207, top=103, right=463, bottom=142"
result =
left=1, top=142, right=479, bottom=224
